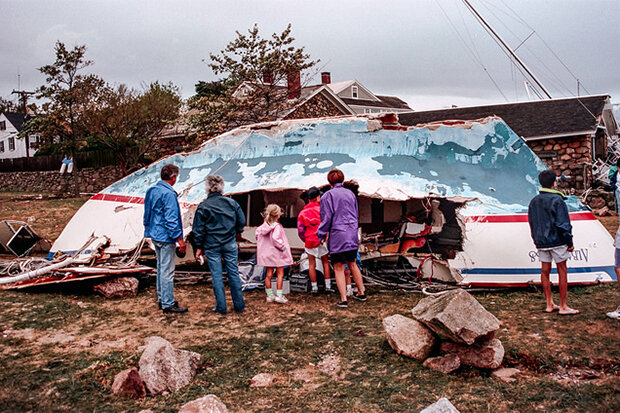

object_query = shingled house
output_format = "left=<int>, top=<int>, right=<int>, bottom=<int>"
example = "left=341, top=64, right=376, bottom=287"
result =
left=398, top=95, right=618, bottom=191
left=234, top=71, right=411, bottom=120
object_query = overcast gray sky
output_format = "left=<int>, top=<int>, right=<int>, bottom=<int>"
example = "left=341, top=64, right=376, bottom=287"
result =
left=1, top=0, right=619, bottom=110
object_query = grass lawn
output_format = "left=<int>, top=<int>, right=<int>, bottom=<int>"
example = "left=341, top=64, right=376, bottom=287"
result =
left=0, top=194, right=618, bottom=412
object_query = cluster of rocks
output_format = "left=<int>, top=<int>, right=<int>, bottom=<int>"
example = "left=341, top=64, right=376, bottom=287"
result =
left=528, top=137, right=590, bottom=191
left=585, top=189, right=616, bottom=217
left=384, top=289, right=512, bottom=376
left=112, top=336, right=229, bottom=412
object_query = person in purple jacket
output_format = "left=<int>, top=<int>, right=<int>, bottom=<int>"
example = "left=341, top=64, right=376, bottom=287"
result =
left=317, top=168, right=366, bottom=308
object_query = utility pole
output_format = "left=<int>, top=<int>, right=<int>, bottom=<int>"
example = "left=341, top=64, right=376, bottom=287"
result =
left=11, top=89, right=35, bottom=114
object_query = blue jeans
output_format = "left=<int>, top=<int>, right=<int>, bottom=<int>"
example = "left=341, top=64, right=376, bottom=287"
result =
left=153, top=240, right=176, bottom=309
left=204, top=239, right=245, bottom=313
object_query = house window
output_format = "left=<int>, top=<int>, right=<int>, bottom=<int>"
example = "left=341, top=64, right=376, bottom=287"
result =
left=8, top=137, right=15, bottom=151
left=351, top=86, right=358, bottom=99
left=30, top=134, right=41, bottom=148
left=0, top=121, right=5, bottom=130
left=0, top=141, right=4, bottom=152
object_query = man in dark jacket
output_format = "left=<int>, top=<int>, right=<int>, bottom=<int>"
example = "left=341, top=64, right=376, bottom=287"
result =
left=528, top=169, right=579, bottom=315
left=192, top=175, right=246, bottom=314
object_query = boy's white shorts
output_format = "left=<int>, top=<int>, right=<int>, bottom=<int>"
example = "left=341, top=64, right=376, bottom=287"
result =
left=537, top=245, right=571, bottom=263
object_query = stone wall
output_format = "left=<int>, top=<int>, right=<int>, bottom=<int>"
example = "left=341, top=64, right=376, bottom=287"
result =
left=0, top=166, right=123, bottom=195
left=527, top=134, right=592, bottom=191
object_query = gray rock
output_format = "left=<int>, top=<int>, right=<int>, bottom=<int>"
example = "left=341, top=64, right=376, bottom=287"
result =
left=491, top=367, right=520, bottom=383
left=411, top=289, right=500, bottom=345
left=420, top=397, right=460, bottom=413
left=93, top=277, right=139, bottom=299
left=138, top=336, right=201, bottom=395
left=422, top=353, right=461, bottom=374
left=383, top=314, right=436, bottom=360
left=178, top=394, right=229, bottom=413
left=440, top=338, right=505, bottom=369
left=249, top=372, right=275, bottom=388
left=110, top=367, right=145, bottom=399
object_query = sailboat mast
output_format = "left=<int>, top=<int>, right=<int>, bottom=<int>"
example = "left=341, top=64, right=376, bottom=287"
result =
left=462, top=0, right=552, bottom=99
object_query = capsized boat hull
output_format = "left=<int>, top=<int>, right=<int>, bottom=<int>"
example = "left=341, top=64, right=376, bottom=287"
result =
left=47, top=115, right=616, bottom=287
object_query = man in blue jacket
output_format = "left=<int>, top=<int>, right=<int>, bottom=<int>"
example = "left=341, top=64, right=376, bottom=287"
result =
left=192, top=175, right=246, bottom=314
left=144, top=164, right=187, bottom=314
left=528, top=169, right=579, bottom=315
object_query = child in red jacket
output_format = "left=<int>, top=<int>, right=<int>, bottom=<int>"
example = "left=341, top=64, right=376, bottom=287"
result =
left=297, top=187, right=332, bottom=295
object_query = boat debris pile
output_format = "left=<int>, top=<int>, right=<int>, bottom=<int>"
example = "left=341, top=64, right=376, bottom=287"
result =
left=0, top=235, right=153, bottom=290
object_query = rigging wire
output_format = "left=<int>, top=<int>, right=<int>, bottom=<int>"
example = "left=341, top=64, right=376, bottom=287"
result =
left=433, top=0, right=509, bottom=102
left=459, top=0, right=544, bottom=99
left=496, top=0, right=592, bottom=95
left=476, top=0, right=577, bottom=98
left=484, top=0, right=598, bottom=120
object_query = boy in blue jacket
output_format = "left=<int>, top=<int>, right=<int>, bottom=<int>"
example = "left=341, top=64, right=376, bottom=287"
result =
left=528, top=169, right=579, bottom=315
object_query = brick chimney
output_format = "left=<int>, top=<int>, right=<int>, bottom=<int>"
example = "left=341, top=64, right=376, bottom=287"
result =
left=287, top=70, right=301, bottom=99
left=262, top=71, right=273, bottom=84
left=321, top=72, right=331, bottom=84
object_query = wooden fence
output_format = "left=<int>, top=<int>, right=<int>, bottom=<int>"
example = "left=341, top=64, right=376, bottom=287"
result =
left=0, top=150, right=120, bottom=172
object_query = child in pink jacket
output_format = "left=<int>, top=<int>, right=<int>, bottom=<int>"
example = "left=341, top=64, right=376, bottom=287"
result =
left=256, top=204, right=293, bottom=303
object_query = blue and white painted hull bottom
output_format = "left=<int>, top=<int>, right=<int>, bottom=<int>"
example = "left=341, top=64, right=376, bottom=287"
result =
left=47, top=115, right=616, bottom=287
left=453, top=211, right=616, bottom=287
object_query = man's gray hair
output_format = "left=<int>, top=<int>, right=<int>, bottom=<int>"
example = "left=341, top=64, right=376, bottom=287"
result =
left=206, top=174, right=225, bottom=194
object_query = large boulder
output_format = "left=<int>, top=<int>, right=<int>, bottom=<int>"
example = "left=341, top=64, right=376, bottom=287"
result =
left=110, top=367, right=145, bottom=399
left=422, top=353, right=461, bottom=374
left=420, top=398, right=460, bottom=413
left=93, top=277, right=139, bottom=298
left=178, top=394, right=228, bottom=413
left=383, top=314, right=436, bottom=360
left=138, top=336, right=201, bottom=395
left=440, top=338, right=504, bottom=369
left=411, top=289, right=500, bottom=345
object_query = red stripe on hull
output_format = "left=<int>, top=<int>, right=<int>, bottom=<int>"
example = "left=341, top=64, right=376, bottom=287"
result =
left=464, top=212, right=595, bottom=223
left=91, top=193, right=196, bottom=208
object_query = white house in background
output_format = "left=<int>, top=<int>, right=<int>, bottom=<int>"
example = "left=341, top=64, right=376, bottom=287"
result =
left=324, top=77, right=412, bottom=114
left=0, top=112, right=39, bottom=160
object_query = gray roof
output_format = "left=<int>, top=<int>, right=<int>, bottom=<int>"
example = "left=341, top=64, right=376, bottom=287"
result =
left=2, top=112, right=34, bottom=132
left=398, top=95, right=609, bottom=139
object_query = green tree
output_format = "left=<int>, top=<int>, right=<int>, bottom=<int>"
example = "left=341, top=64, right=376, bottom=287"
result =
left=83, top=82, right=182, bottom=174
left=189, top=24, right=318, bottom=140
left=0, top=96, right=18, bottom=113
left=32, top=41, right=104, bottom=155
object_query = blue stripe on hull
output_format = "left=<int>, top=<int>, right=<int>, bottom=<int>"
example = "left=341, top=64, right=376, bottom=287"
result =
left=460, top=266, right=616, bottom=280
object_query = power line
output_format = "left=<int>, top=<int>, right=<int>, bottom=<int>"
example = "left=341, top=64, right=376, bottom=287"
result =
left=433, top=0, right=508, bottom=102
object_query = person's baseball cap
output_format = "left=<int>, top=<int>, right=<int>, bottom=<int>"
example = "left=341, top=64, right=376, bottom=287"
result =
left=306, top=187, right=321, bottom=199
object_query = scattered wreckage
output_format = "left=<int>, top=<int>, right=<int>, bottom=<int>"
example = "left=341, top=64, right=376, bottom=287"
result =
left=1, top=114, right=616, bottom=290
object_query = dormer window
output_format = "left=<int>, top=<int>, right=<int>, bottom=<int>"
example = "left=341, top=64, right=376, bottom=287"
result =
left=351, top=86, right=358, bottom=99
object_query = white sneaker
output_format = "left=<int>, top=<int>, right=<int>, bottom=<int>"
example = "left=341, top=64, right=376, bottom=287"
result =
left=274, top=295, right=288, bottom=304
left=346, top=289, right=353, bottom=297
left=607, top=306, right=620, bottom=319
left=266, top=296, right=275, bottom=303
